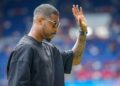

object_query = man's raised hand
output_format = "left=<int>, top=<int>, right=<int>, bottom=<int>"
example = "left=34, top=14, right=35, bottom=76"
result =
left=72, top=5, right=87, bottom=33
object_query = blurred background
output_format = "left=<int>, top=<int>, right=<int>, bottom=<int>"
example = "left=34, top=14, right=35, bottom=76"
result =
left=0, top=0, right=120, bottom=86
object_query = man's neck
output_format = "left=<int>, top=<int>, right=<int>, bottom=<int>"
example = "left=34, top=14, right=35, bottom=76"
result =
left=28, top=30, right=43, bottom=43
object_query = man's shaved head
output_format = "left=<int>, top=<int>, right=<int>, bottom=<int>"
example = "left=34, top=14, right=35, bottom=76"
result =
left=34, top=4, right=59, bottom=19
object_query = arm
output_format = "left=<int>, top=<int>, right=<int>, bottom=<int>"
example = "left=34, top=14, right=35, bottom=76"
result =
left=72, top=5, right=88, bottom=65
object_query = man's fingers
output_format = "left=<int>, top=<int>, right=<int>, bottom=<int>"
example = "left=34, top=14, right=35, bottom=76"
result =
left=72, top=5, right=76, bottom=16
left=72, top=5, right=84, bottom=19
left=80, top=7, right=83, bottom=15
left=74, top=5, right=79, bottom=15
left=73, top=4, right=75, bottom=8
left=72, top=5, right=79, bottom=15
left=72, top=5, right=77, bottom=16
left=72, top=8, right=75, bottom=16
left=76, top=5, right=79, bottom=14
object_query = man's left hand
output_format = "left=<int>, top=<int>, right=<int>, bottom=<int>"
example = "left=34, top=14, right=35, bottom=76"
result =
left=72, top=5, right=88, bottom=33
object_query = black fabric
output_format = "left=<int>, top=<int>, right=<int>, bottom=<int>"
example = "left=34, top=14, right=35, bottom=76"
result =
left=7, top=35, right=73, bottom=86
left=7, top=44, right=34, bottom=86
left=61, top=50, right=73, bottom=73
left=53, top=48, right=73, bottom=86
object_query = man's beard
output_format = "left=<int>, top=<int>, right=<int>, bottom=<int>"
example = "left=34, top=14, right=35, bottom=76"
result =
left=45, top=38, right=51, bottom=42
left=45, top=33, right=56, bottom=42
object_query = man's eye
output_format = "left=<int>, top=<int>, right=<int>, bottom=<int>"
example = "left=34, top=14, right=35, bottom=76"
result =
left=52, top=23, right=56, bottom=28
left=52, top=24, right=56, bottom=28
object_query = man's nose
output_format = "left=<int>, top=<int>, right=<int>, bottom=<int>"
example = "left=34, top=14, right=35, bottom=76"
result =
left=54, top=27, right=58, bottom=32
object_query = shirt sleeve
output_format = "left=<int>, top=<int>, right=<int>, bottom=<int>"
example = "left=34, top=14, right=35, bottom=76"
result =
left=7, top=45, right=33, bottom=86
left=61, top=50, right=73, bottom=74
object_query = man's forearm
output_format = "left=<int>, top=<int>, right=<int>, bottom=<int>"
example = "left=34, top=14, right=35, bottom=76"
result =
left=72, top=31, right=87, bottom=65
left=71, top=5, right=88, bottom=65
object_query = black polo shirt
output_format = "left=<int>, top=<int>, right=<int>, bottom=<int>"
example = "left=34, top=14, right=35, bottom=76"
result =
left=7, top=35, right=73, bottom=86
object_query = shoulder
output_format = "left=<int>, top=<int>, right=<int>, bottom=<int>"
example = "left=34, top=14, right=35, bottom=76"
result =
left=9, top=43, right=34, bottom=63
left=11, top=43, right=35, bottom=60
left=14, top=43, right=34, bottom=52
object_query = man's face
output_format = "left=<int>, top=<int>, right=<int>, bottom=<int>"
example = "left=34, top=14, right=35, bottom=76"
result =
left=42, top=14, right=60, bottom=40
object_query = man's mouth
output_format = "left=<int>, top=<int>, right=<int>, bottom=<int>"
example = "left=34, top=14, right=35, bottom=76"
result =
left=52, top=32, right=56, bottom=35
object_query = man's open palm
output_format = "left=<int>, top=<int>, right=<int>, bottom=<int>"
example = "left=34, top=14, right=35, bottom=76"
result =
left=72, top=5, right=87, bottom=32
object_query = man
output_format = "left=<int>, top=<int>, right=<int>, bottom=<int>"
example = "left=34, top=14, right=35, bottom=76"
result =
left=7, top=4, right=87, bottom=86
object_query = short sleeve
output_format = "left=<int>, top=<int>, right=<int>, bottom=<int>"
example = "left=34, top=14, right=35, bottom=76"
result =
left=61, top=50, right=73, bottom=74
left=7, top=44, right=34, bottom=86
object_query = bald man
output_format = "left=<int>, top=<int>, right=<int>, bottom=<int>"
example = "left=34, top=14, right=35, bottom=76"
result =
left=7, top=4, right=87, bottom=86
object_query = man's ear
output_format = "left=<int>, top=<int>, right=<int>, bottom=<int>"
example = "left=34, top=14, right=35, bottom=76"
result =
left=33, top=15, right=44, bottom=24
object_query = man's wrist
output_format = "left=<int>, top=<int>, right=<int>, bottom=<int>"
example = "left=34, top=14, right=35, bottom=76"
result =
left=79, top=31, right=87, bottom=36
